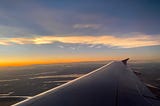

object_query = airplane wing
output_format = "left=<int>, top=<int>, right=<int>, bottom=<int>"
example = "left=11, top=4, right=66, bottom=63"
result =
left=12, top=59, right=160, bottom=106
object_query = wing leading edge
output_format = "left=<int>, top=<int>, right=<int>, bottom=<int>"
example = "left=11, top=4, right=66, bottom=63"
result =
left=12, top=59, right=160, bottom=106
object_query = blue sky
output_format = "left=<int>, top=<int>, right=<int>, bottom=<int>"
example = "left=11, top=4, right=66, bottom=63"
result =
left=0, top=0, right=160, bottom=65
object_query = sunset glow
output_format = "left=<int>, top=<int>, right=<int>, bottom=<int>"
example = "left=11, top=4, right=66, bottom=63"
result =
left=0, top=0, right=160, bottom=67
left=0, top=34, right=160, bottom=48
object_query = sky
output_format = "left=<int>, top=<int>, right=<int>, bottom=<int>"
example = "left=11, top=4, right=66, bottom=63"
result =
left=0, top=0, right=160, bottom=66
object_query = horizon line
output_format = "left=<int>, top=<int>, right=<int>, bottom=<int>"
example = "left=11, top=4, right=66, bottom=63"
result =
left=0, top=59, right=160, bottom=68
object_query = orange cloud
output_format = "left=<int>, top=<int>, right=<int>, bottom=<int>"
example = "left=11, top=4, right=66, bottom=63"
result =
left=0, top=34, right=160, bottom=48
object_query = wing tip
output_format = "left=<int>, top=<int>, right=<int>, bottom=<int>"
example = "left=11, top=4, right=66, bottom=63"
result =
left=122, top=58, right=129, bottom=65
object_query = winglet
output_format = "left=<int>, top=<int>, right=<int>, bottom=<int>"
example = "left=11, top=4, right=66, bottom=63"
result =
left=122, top=58, right=129, bottom=65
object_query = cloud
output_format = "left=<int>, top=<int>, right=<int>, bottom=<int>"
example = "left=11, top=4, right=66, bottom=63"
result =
left=0, top=0, right=160, bottom=37
left=69, top=47, right=76, bottom=50
left=0, top=25, right=32, bottom=37
left=58, top=45, right=64, bottom=48
left=0, top=34, right=160, bottom=48
left=95, top=45, right=102, bottom=48
left=73, top=24, right=100, bottom=29
left=88, top=44, right=97, bottom=48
